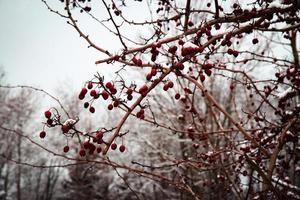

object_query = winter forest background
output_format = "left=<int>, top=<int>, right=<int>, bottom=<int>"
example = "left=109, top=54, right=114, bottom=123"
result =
left=0, top=0, right=300, bottom=199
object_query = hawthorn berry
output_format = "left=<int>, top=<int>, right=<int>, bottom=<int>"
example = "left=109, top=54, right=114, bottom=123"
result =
left=83, top=6, right=91, bottom=12
left=126, top=88, right=133, bottom=95
left=151, top=68, right=157, bottom=76
left=175, top=62, right=184, bottom=70
left=39, top=131, right=46, bottom=138
left=87, top=81, right=93, bottom=89
left=47, top=119, right=53, bottom=125
left=139, top=109, right=145, bottom=115
left=168, top=45, right=178, bottom=54
left=90, top=89, right=96, bottom=97
left=108, top=104, right=113, bottom=110
left=111, top=143, right=117, bottom=150
left=133, top=57, right=142, bottom=66
left=63, top=145, right=70, bottom=153
left=61, top=124, right=70, bottom=133
left=127, top=94, right=133, bottom=100
left=119, top=144, right=126, bottom=152
left=89, top=106, right=95, bottom=113
left=252, top=38, right=259, bottom=44
left=84, top=102, right=89, bottom=108
left=146, top=73, right=152, bottom=81
left=96, top=131, right=103, bottom=139
left=88, top=144, right=96, bottom=155
left=79, top=148, right=86, bottom=157
left=200, top=75, right=206, bottom=82
left=80, top=88, right=88, bottom=95
left=233, top=50, right=239, bottom=57
left=105, top=82, right=113, bottom=89
left=44, top=111, right=51, bottom=119
left=113, top=100, right=119, bottom=107
left=96, top=147, right=102, bottom=153
left=178, top=39, right=184, bottom=45
left=101, top=91, right=109, bottom=100
left=78, top=94, right=85, bottom=100
left=204, top=69, right=212, bottom=76
left=163, top=84, right=169, bottom=91
left=167, top=81, right=174, bottom=88
left=110, top=88, right=117, bottom=95
left=175, top=93, right=180, bottom=100
left=227, top=48, right=234, bottom=55
left=139, top=84, right=148, bottom=95
left=83, top=141, right=91, bottom=149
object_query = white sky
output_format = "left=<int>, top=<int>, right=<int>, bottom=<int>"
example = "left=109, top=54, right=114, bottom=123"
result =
left=0, top=0, right=131, bottom=94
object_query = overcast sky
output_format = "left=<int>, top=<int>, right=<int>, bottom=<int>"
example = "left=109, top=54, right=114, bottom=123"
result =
left=0, top=0, right=135, bottom=94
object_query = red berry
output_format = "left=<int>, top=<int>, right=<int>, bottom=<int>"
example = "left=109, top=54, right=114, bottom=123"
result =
left=233, top=50, right=239, bottom=57
left=181, top=47, right=189, bottom=56
left=105, top=82, right=113, bottom=89
left=200, top=74, right=206, bottom=82
left=204, top=69, right=212, bottom=76
left=188, top=21, right=194, bottom=27
left=79, top=148, right=86, bottom=157
left=87, top=81, right=93, bottom=89
left=89, top=106, right=95, bottom=113
left=110, top=88, right=117, bottom=95
left=127, top=94, right=133, bottom=100
left=47, top=119, right=53, bottom=125
left=88, top=144, right=96, bottom=155
left=80, top=88, right=88, bottom=95
left=139, top=114, right=145, bottom=119
left=39, top=131, right=46, bottom=138
left=83, top=6, right=91, bottom=12
left=113, top=100, right=119, bottom=107
left=63, top=145, right=69, bottom=153
left=252, top=38, right=259, bottom=44
left=97, top=147, right=102, bottom=153
left=163, top=84, right=169, bottom=91
left=119, top=144, right=126, bottom=152
left=175, top=62, right=184, bottom=70
left=146, top=73, right=152, bottom=81
left=96, top=131, right=103, bottom=139
left=139, top=109, right=145, bottom=115
left=101, top=91, right=109, bottom=100
left=139, top=84, right=148, bottom=94
left=167, top=81, right=174, bottom=88
left=132, top=57, right=138, bottom=64
left=90, top=89, right=96, bottom=97
left=108, top=104, right=113, bottom=110
left=83, top=141, right=91, bottom=149
left=175, top=93, right=180, bottom=100
left=151, top=68, right=157, bottom=76
left=44, top=111, right=51, bottom=118
left=111, top=143, right=117, bottom=150
left=168, top=45, right=178, bottom=54
left=84, top=102, right=89, bottom=108
left=61, top=124, right=70, bottom=133
left=126, top=88, right=133, bottom=95
left=79, top=93, right=85, bottom=100
left=227, top=48, right=234, bottom=55
left=178, top=39, right=185, bottom=45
